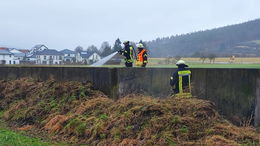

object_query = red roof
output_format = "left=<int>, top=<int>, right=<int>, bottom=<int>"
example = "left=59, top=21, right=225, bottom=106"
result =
left=0, top=47, right=8, bottom=50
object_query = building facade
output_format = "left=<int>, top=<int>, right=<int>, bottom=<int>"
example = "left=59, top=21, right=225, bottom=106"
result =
left=36, top=49, right=64, bottom=65
left=76, top=51, right=101, bottom=64
left=60, top=49, right=76, bottom=63
left=0, top=49, right=15, bottom=64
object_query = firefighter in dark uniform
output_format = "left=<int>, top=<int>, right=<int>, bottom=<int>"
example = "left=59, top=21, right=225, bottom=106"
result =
left=170, top=60, right=192, bottom=97
left=118, top=41, right=134, bottom=67
left=136, top=43, right=148, bottom=67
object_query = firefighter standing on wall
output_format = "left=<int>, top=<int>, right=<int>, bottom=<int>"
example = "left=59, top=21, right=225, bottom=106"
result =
left=118, top=41, right=134, bottom=67
left=170, top=60, right=192, bottom=97
left=136, top=43, right=148, bottom=67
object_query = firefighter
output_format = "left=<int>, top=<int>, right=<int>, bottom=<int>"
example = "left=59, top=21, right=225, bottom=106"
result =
left=170, top=60, right=192, bottom=97
left=118, top=41, right=134, bottom=67
left=136, top=43, right=148, bottom=67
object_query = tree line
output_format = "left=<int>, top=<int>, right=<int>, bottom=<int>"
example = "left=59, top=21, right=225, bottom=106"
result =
left=74, top=39, right=149, bottom=58
left=146, top=18, right=260, bottom=57
left=74, top=38, right=122, bottom=57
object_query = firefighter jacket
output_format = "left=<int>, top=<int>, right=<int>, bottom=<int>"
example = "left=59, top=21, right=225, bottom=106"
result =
left=170, top=65, right=191, bottom=94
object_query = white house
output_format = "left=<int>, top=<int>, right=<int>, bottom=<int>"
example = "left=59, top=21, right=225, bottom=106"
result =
left=10, top=49, right=25, bottom=64
left=0, top=49, right=14, bottom=64
left=24, top=54, right=37, bottom=64
left=76, top=51, right=101, bottom=64
left=60, top=49, right=76, bottom=63
left=28, top=44, right=48, bottom=56
left=36, top=49, right=64, bottom=65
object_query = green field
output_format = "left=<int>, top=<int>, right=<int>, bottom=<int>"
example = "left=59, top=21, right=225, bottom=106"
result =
left=253, top=40, right=260, bottom=44
left=0, top=128, right=51, bottom=146
left=1, top=57, right=260, bottom=69
left=0, top=111, right=51, bottom=146
left=148, top=63, right=260, bottom=68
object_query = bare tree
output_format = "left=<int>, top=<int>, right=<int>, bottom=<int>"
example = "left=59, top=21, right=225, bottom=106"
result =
left=208, top=54, right=216, bottom=64
left=200, top=54, right=207, bottom=63
left=75, top=46, right=83, bottom=53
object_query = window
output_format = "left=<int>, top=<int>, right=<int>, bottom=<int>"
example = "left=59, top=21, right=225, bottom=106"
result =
left=9, top=60, right=11, bottom=64
left=44, top=56, right=46, bottom=59
left=59, top=56, right=62, bottom=60
left=68, top=54, right=70, bottom=57
left=9, top=55, right=11, bottom=57
left=13, top=61, right=15, bottom=64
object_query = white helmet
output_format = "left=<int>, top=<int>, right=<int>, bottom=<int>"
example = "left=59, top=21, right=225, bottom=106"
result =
left=123, top=40, right=130, bottom=44
left=137, top=43, right=144, bottom=48
left=176, top=60, right=186, bottom=65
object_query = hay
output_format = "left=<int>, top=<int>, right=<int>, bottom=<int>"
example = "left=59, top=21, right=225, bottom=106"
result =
left=44, top=115, right=70, bottom=133
left=0, top=78, right=259, bottom=145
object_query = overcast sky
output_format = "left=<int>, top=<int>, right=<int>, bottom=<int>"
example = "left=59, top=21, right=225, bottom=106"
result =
left=1, top=0, right=260, bottom=50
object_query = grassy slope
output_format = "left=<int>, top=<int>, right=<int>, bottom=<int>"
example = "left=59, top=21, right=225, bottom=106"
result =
left=0, top=111, right=51, bottom=146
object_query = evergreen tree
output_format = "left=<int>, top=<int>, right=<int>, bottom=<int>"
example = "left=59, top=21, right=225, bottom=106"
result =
left=112, top=38, right=122, bottom=52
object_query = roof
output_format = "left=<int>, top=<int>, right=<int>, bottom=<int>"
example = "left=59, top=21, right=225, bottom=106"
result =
left=10, top=49, right=23, bottom=54
left=0, top=49, right=12, bottom=55
left=80, top=51, right=96, bottom=59
left=36, top=49, right=63, bottom=56
left=19, top=49, right=30, bottom=53
left=0, top=47, right=8, bottom=50
left=60, top=49, right=75, bottom=54
left=32, top=44, right=48, bottom=50
left=27, top=54, right=36, bottom=58
left=10, top=49, right=25, bottom=57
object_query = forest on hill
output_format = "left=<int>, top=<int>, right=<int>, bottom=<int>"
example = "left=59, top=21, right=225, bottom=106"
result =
left=147, top=19, right=260, bottom=57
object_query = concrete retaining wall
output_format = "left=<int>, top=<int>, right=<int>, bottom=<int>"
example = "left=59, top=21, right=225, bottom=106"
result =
left=0, top=66, right=259, bottom=126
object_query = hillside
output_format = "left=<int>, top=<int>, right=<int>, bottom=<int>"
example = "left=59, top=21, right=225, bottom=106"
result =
left=147, top=19, right=260, bottom=57
left=0, top=78, right=259, bottom=145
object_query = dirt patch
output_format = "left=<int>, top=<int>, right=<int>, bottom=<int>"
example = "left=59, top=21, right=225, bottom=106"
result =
left=0, top=78, right=259, bottom=145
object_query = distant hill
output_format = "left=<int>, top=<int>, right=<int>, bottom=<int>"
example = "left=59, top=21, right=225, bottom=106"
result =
left=147, top=19, right=260, bottom=57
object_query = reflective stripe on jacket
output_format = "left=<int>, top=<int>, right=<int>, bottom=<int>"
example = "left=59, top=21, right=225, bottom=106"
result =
left=177, top=70, right=191, bottom=94
left=123, top=45, right=134, bottom=63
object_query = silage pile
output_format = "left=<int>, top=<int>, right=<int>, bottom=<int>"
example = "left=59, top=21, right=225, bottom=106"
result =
left=0, top=78, right=259, bottom=145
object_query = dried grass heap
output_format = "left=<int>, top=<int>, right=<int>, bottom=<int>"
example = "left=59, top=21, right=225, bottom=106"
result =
left=0, top=78, right=259, bottom=145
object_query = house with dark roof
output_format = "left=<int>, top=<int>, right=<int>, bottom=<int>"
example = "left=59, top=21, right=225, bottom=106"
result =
left=60, top=49, right=76, bottom=63
left=76, top=51, right=101, bottom=64
left=0, top=49, right=14, bottom=64
left=36, top=49, right=64, bottom=65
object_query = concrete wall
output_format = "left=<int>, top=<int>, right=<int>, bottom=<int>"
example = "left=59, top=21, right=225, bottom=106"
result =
left=0, top=66, right=259, bottom=126
left=0, top=67, right=117, bottom=98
